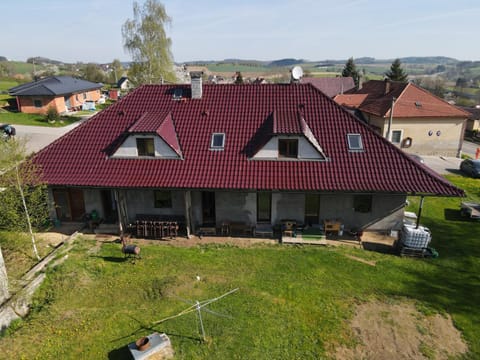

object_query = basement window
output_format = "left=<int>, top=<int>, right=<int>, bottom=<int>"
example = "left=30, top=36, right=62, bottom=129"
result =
left=136, top=138, right=155, bottom=157
left=210, top=133, right=225, bottom=150
left=347, top=134, right=363, bottom=151
left=354, top=195, right=372, bottom=213
left=154, top=190, right=172, bottom=208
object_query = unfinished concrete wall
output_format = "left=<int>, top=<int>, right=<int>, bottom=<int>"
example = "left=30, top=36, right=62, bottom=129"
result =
left=272, top=193, right=305, bottom=224
left=124, top=190, right=185, bottom=222
left=83, top=189, right=104, bottom=218
left=319, top=193, right=406, bottom=231
left=216, top=192, right=256, bottom=226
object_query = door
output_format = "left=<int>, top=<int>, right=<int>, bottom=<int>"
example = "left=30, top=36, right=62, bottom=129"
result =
left=305, top=194, right=320, bottom=225
left=101, top=190, right=117, bottom=223
left=53, top=190, right=71, bottom=221
left=201, top=192, right=216, bottom=225
left=52, top=188, right=85, bottom=221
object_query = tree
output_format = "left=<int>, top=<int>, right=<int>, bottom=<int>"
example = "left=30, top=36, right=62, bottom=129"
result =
left=122, top=0, right=176, bottom=85
left=385, top=59, right=408, bottom=82
left=81, top=63, right=106, bottom=83
left=110, top=59, right=124, bottom=85
left=342, top=57, right=360, bottom=86
left=234, top=71, right=244, bottom=84
left=0, top=139, right=49, bottom=261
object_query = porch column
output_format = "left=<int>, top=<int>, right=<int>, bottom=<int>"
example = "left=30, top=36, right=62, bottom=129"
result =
left=184, top=190, right=193, bottom=238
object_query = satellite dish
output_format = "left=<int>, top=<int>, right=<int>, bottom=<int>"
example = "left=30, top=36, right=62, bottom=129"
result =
left=291, top=66, right=304, bottom=80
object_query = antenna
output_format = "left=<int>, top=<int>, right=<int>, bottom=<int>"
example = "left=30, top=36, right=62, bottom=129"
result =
left=151, top=288, right=239, bottom=342
left=291, top=65, right=304, bottom=82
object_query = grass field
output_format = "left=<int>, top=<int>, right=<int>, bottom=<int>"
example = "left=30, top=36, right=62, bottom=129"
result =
left=0, top=111, right=80, bottom=127
left=0, top=175, right=479, bottom=359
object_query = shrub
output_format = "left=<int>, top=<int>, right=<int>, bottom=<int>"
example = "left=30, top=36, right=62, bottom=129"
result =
left=45, top=106, right=59, bottom=123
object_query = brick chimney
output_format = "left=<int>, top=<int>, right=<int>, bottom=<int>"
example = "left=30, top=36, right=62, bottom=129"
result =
left=190, top=71, right=203, bottom=99
left=384, top=78, right=391, bottom=95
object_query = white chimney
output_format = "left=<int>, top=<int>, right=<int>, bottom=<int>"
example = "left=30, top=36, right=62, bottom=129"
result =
left=190, top=71, right=203, bottom=99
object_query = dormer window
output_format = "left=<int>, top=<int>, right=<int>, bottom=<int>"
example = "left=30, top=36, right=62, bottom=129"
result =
left=137, top=137, right=155, bottom=157
left=347, top=134, right=363, bottom=151
left=211, top=133, right=225, bottom=150
left=279, top=138, right=298, bottom=158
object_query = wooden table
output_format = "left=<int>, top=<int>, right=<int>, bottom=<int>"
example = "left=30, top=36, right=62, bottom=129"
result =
left=324, top=220, right=341, bottom=235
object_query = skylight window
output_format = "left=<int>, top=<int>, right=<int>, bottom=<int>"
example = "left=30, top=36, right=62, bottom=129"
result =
left=210, top=133, right=225, bottom=150
left=347, top=134, right=363, bottom=151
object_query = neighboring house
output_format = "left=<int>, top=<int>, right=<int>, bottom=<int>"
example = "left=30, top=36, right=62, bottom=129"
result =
left=117, top=77, right=132, bottom=91
left=32, top=73, right=463, bottom=238
left=302, top=77, right=355, bottom=98
left=9, top=76, right=103, bottom=114
left=460, top=106, right=480, bottom=132
left=334, top=79, right=470, bottom=157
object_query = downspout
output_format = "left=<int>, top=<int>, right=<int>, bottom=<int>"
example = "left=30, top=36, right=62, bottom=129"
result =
left=386, top=97, right=396, bottom=142
left=416, top=196, right=425, bottom=229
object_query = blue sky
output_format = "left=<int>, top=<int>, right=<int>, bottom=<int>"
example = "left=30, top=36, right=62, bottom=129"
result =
left=2, top=0, right=480, bottom=63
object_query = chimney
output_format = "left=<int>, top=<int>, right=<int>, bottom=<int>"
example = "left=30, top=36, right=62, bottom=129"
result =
left=190, top=71, right=203, bottom=99
left=384, top=78, right=391, bottom=95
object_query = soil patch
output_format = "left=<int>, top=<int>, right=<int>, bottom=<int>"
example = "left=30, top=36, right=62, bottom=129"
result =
left=334, top=300, right=467, bottom=360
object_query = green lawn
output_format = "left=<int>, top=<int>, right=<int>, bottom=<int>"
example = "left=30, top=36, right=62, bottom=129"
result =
left=0, top=175, right=479, bottom=359
left=0, top=111, right=81, bottom=127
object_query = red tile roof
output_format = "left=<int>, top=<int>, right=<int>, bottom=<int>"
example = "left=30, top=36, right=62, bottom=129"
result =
left=33, top=83, right=463, bottom=197
left=302, top=77, right=355, bottom=97
left=343, top=80, right=470, bottom=118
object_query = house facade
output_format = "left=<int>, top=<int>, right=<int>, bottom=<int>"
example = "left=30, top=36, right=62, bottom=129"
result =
left=334, top=80, right=470, bottom=157
left=33, top=74, right=463, bottom=237
left=9, top=76, right=103, bottom=114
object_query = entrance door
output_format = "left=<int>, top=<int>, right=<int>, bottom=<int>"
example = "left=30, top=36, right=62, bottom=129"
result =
left=101, top=190, right=117, bottom=223
left=52, top=189, right=85, bottom=221
left=201, top=192, right=216, bottom=225
left=305, top=194, right=320, bottom=225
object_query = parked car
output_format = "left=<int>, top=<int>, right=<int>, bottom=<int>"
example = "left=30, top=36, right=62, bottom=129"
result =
left=409, top=154, right=425, bottom=164
left=460, top=159, right=480, bottom=178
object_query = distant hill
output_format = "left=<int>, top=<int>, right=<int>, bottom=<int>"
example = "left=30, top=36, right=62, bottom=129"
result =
left=26, top=56, right=64, bottom=65
left=0, top=56, right=7, bottom=62
left=268, top=58, right=305, bottom=67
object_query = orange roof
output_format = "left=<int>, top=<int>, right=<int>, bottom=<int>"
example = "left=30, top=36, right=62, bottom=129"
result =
left=342, top=80, right=470, bottom=119
left=334, top=94, right=368, bottom=108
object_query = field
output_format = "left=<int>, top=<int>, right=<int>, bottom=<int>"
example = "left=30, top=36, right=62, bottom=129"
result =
left=0, top=175, right=479, bottom=359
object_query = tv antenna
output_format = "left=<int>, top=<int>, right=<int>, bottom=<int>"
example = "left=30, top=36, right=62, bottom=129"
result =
left=151, top=288, right=239, bottom=342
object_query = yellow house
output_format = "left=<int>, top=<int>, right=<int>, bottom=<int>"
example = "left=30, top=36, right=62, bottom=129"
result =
left=335, top=80, right=470, bottom=157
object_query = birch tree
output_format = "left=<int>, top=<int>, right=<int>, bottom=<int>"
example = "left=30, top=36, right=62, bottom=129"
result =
left=122, top=0, right=176, bottom=85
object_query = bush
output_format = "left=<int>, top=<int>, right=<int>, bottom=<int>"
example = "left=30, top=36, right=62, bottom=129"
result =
left=45, top=106, right=59, bottom=123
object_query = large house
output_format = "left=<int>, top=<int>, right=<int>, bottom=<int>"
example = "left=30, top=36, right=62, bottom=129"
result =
left=334, top=80, right=470, bottom=157
left=9, top=76, right=103, bottom=114
left=32, top=73, right=463, bottom=237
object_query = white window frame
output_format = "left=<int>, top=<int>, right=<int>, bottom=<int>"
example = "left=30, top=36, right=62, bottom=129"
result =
left=391, top=129, right=403, bottom=144
left=347, top=133, right=363, bottom=151
left=210, top=133, right=225, bottom=150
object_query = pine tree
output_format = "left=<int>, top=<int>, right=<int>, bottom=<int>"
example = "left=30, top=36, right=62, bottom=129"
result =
left=385, top=59, right=408, bottom=82
left=342, top=57, right=360, bottom=86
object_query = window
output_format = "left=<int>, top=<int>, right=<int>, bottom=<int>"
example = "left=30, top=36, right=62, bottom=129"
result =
left=347, top=134, right=363, bottom=151
left=211, top=133, right=225, bottom=149
left=83, top=93, right=87, bottom=100
left=391, top=130, right=402, bottom=144
left=278, top=139, right=298, bottom=158
left=34, top=99, right=42, bottom=108
left=257, top=192, right=271, bottom=222
left=353, top=195, right=372, bottom=213
left=154, top=191, right=172, bottom=208
left=136, top=138, right=155, bottom=157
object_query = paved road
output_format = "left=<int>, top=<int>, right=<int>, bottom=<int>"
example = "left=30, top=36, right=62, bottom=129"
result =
left=462, top=140, right=479, bottom=159
left=12, top=117, right=89, bottom=154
